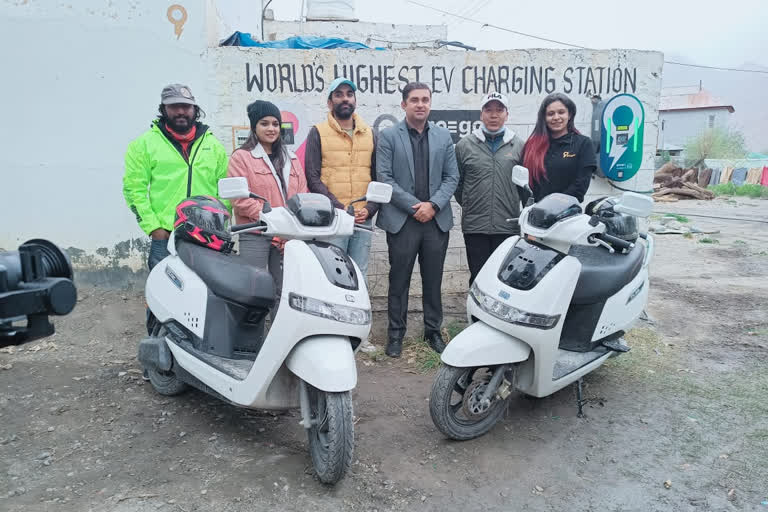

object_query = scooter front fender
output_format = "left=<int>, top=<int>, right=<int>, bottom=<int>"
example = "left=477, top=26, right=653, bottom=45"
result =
left=286, top=335, right=357, bottom=392
left=441, top=321, right=531, bottom=367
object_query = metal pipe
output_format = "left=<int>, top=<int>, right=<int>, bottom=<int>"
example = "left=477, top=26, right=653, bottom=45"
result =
left=261, top=0, right=274, bottom=42
left=298, top=379, right=313, bottom=429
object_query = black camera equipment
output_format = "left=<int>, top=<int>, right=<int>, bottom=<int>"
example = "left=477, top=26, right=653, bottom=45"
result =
left=0, top=239, right=77, bottom=348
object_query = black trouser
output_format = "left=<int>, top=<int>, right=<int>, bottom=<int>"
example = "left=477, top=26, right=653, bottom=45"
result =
left=386, top=217, right=449, bottom=340
left=146, top=239, right=171, bottom=335
left=463, top=233, right=513, bottom=285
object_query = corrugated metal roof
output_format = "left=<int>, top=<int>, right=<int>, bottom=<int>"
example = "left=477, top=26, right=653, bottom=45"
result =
left=659, top=88, right=735, bottom=113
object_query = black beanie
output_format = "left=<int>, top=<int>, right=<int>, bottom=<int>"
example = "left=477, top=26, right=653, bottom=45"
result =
left=247, top=100, right=282, bottom=129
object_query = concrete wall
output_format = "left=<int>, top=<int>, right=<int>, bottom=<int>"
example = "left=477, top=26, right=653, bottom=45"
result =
left=0, top=0, right=213, bottom=284
left=658, top=108, right=733, bottom=150
left=0, top=0, right=663, bottom=294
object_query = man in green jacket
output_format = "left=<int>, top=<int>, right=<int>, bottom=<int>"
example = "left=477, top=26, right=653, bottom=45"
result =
left=454, top=92, right=525, bottom=285
left=123, top=83, right=228, bottom=271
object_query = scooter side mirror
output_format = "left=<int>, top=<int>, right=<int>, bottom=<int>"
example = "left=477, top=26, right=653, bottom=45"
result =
left=218, top=177, right=250, bottom=200
left=365, top=181, right=393, bottom=204
left=614, top=192, right=654, bottom=218
left=512, top=165, right=530, bottom=188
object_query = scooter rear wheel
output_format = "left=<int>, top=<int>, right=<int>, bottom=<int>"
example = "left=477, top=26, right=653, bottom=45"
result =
left=307, top=388, right=354, bottom=485
left=430, top=364, right=507, bottom=440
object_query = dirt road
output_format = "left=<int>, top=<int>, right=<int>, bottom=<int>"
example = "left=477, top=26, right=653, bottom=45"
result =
left=2, top=197, right=767, bottom=511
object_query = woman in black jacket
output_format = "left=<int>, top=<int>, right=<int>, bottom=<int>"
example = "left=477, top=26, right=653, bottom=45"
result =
left=522, top=93, right=597, bottom=203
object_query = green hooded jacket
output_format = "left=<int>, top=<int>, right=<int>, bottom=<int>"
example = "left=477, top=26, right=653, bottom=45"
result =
left=123, top=120, right=229, bottom=235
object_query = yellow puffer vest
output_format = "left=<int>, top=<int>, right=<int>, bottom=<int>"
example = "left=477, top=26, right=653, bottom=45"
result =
left=316, top=112, right=374, bottom=209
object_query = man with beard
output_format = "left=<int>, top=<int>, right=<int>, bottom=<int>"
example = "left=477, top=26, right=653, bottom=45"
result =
left=305, top=77, right=378, bottom=352
left=123, top=83, right=228, bottom=334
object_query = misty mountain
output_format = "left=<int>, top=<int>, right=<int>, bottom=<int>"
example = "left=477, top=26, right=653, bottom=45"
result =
left=662, top=54, right=768, bottom=152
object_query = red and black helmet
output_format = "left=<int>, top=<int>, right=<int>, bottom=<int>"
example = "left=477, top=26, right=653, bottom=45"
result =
left=173, top=196, right=234, bottom=253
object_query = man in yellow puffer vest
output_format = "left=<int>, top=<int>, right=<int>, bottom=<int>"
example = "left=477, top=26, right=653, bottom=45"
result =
left=306, top=77, right=378, bottom=352
left=306, top=77, right=378, bottom=271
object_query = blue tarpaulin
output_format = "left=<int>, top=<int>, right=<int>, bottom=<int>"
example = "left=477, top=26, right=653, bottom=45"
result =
left=220, top=32, right=376, bottom=49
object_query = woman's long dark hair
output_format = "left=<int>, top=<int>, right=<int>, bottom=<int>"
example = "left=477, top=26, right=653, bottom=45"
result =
left=239, top=124, right=287, bottom=174
left=522, top=93, right=579, bottom=184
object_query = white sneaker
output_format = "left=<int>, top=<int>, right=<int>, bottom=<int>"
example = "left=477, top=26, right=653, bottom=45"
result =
left=358, top=337, right=377, bottom=353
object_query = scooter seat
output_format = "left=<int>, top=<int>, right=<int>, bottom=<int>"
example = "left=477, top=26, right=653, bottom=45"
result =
left=568, top=242, right=645, bottom=305
left=176, top=240, right=275, bottom=309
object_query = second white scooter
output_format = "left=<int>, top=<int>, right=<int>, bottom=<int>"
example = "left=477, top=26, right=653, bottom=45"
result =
left=429, top=166, right=655, bottom=440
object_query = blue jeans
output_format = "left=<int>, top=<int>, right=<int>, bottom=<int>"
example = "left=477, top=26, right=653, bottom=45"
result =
left=148, top=239, right=170, bottom=271
left=328, top=219, right=373, bottom=282
left=146, top=238, right=170, bottom=335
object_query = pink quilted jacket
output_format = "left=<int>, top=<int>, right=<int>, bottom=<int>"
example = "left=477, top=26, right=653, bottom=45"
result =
left=227, top=144, right=308, bottom=224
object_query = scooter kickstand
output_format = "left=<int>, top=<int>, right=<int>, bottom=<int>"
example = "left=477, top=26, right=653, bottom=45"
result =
left=576, top=378, right=586, bottom=418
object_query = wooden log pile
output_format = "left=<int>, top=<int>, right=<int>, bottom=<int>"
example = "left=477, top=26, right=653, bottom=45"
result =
left=653, top=163, right=714, bottom=202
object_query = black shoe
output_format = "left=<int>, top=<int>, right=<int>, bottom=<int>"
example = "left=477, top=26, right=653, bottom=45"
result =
left=142, top=368, right=150, bottom=381
left=385, top=338, right=403, bottom=358
left=425, top=332, right=446, bottom=354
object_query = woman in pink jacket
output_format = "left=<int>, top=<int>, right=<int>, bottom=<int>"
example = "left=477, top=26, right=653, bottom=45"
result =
left=227, top=100, right=308, bottom=272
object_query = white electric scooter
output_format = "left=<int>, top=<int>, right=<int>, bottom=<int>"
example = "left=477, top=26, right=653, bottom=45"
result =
left=138, top=177, right=392, bottom=484
left=429, top=166, right=655, bottom=440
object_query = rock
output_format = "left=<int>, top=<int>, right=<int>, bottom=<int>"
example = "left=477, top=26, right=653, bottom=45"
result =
left=664, top=480, right=672, bottom=489
left=1, top=434, right=18, bottom=445
left=535, top=485, right=544, bottom=492
left=37, top=451, right=52, bottom=460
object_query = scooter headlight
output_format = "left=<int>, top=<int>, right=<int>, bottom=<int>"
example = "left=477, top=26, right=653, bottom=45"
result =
left=288, top=293, right=371, bottom=325
left=469, top=283, right=560, bottom=329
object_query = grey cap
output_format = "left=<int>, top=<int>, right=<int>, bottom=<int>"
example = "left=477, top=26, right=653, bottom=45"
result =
left=161, top=84, right=196, bottom=105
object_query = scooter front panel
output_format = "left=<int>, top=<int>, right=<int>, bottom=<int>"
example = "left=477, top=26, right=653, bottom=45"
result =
left=220, top=240, right=370, bottom=407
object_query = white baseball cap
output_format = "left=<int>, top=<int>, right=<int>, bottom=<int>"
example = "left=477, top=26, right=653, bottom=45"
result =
left=480, top=91, right=509, bottom=110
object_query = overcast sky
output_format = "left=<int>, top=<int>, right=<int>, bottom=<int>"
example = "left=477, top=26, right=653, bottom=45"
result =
left=271, top=0, right=768, bottom=68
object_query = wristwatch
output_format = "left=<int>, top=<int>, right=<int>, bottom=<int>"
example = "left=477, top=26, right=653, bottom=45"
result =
left=429, top=201, right=440, bottom=212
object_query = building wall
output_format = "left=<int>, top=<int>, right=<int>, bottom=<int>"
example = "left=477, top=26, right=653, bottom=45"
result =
left=658, top=108, right=733, bottom=150
left=262, top=19, right=447, bottom=47
left=0, top=0, right=663, bottom=294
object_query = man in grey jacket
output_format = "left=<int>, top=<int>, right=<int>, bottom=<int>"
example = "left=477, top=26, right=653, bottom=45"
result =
left=455, top=92, right=525, bottom=284
left=376, top=82, right=459, bottom=357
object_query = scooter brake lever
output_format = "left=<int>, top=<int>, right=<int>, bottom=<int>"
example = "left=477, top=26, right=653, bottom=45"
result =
left=589, top=235, right=615, bottom=254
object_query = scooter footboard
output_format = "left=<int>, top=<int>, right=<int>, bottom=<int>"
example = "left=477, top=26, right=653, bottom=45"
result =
left=286, top=335, right=357, bottom=392
left=441, top=322, right=531, bottom=367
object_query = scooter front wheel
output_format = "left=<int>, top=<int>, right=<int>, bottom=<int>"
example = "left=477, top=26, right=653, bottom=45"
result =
left=306, top=387, right=354, bottom=485
left=430, top=364, right=508, bottom=440
left=147, top=367, right=189, bottom=396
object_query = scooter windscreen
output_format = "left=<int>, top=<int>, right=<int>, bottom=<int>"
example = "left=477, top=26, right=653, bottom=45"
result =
left=528, top=193, right=582, bottom=229
left=286, top=193, right=334, bottom=227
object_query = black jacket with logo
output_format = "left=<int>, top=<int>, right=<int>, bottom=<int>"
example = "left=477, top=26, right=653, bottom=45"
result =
left=529, top=132, right=597, bottom=203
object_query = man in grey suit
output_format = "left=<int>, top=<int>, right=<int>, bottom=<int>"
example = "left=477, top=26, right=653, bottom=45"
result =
left=376, top=82, right=459, bottom=357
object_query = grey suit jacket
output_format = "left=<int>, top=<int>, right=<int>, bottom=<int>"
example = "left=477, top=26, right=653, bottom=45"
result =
left=375, top=120, right=459, bottom=234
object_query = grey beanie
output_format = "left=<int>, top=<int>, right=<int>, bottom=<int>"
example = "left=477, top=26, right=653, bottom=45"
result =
left=247, top=100, right=282, bottom=129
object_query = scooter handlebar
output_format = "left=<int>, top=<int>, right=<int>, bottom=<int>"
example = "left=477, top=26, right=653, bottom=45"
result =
left=592, top=233, right=634, bottom=252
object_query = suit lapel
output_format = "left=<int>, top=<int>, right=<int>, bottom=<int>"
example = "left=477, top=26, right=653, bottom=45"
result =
left=398, top=121, right=415, bottom=179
